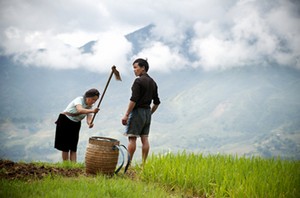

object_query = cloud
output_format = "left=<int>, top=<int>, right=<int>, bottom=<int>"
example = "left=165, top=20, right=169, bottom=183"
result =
left=82, top=32, right=132, bottom=73
left=13, top=31, right=132, bottom=73
left=0, top=0, right=299, bottom=72
left=135, top=42, right=189, bottom=72
left=188, top=0, right=300, bottom=70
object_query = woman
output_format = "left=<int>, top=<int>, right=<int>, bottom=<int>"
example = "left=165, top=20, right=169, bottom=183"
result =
left=54, top=88, right=100, bottom=162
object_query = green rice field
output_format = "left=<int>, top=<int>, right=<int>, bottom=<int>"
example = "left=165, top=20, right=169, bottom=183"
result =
left=1, top=152, right=299, bottom=197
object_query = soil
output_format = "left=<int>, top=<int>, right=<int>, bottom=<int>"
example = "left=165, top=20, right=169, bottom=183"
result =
left=0, top=159, right=85, bottom=181
left=0, top=159, right=135, bottom=181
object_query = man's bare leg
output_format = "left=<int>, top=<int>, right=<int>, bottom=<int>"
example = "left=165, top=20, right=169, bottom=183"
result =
left=141, top=136, right=150, bottom=165
left=128, top=136, right=137, bottom=161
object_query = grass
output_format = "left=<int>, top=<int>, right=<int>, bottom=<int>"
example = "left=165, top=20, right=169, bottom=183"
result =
left=1, top=175, right=172, bottom=198
left=141, top=152, right=300, bottom=197
left=35, top=160, right=85, bottom=169
left=1, top=152, right=299, bottom=197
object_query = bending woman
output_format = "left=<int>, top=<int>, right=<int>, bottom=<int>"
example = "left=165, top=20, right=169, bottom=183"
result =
left=54, top=88, right=100, bottom=162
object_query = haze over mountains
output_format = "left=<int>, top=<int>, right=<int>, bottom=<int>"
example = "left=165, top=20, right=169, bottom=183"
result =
left=0, top=25, right=300, bottom=162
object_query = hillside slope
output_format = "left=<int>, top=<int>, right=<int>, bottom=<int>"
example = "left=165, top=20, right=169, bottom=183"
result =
left=1, top=56, right=299, bottom=161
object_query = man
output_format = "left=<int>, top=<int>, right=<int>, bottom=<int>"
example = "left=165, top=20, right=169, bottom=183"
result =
left=122, top=58, right=160, bottom=164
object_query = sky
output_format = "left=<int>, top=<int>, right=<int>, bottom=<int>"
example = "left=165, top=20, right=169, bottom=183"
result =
left=0, top=0, right=300, bottom=74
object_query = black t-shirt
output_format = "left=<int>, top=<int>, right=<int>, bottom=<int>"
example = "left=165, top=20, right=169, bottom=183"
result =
left=130, top=73, right=160, bottom=109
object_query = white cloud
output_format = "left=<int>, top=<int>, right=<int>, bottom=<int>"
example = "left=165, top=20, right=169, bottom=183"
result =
left=191, top=35, right=250, bottom=70
left=136, top=42, right=188, bottom=72
left=0, top=0, right=299, bottom=72
left=13, top=31, right=132, bottom=73
left=56, top=31, right=99, bottom=48
left=190, top=0, right=300, bottom=70
left=83, top=31, right=132, bottom=73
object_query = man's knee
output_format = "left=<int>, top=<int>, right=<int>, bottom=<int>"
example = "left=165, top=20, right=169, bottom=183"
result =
left=129, top=136, right=137, bottom=142
left=141, top=136, right=149, bottom=144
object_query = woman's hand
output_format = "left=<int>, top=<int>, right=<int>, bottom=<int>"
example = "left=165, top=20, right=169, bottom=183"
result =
left=89, top=123, right=94, bottom=128
left=93, top=108, right=99, bottom=114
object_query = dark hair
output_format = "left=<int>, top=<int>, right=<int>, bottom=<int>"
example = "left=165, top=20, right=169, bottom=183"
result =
left=84, top=88, right=100, bottom=98
left=133, top=58, right=149, bottom=72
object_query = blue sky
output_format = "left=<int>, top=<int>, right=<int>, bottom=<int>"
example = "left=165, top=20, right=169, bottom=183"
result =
left=1, top=0, right=299, bottom=73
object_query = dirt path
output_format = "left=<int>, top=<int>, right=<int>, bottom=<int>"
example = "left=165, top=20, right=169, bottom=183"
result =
left=0, top=159, right=84, bottom=180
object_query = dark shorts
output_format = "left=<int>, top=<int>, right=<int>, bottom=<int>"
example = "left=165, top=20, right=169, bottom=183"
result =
left=124, top=108, right=151, bottom=137
left=54, top=114, right=81, bottom=152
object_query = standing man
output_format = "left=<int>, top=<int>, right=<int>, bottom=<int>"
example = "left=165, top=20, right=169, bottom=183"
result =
left=122, top=58, right=160, bottom=164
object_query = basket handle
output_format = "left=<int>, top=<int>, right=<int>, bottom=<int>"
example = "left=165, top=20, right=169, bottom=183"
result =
left=114, top=144, right=131, bottom=174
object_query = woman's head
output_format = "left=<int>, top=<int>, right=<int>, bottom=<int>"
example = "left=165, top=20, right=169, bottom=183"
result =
left=84, top=88, right=100, bottom=106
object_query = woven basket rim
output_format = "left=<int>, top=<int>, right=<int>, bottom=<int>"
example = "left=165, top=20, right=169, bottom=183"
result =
left=89, top=136, right=118, bottom=142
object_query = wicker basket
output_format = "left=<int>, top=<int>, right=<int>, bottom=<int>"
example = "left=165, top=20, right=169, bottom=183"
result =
left=85, top=136, right=120, bottom=175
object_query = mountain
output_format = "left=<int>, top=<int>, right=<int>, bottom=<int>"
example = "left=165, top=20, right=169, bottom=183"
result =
left=154, top=66, right=300, bottom=159
left=0, top=25, right=300, bottom=162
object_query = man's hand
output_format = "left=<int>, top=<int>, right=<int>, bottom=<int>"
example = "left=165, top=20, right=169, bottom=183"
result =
left=122, top=115, right=128, bottom=125
left=122, top=101, right=135, bottom=126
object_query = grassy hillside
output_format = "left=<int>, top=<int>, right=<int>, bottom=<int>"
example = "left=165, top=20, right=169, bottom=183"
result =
left=1, top=153, right=299, bottom=198
left=1, top=56, right=300, bottom=162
